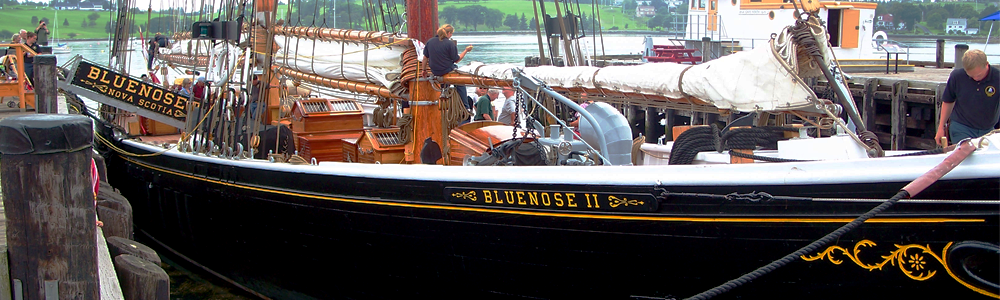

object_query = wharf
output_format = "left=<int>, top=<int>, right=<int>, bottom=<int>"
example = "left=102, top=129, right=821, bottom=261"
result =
left=0, top=94, right=125, bottom=300
left=851, top=66, right=953, bottom=82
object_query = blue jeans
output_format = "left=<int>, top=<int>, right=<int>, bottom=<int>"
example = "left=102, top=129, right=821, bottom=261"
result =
left=949, top=120, right=994, bottom=143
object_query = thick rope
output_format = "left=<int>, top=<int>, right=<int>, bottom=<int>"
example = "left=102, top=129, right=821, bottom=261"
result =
left=684, top=190, right=910, bottom=300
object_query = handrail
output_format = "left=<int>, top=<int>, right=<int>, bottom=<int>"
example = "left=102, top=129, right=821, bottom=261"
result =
left=873, top=38, right=911, bottom=74
left=0, top=43, right=39, bottom=112
left=0, top=43, right=40, bottom=56
left=873, top=38, right=911, bottom=62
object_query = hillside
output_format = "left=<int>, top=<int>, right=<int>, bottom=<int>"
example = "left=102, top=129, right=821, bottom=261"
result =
left=1, top=1, right=650, bottom=40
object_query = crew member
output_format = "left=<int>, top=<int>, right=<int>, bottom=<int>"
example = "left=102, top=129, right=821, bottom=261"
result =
left=935, top=49, right=999, bottom=145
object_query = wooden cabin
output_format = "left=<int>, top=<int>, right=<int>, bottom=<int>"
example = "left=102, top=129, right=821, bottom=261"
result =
left=357, top=128, right=405, bottom=164
left=291, top=98, right=365, bottom=162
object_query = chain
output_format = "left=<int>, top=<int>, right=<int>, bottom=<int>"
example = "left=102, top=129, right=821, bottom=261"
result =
left=511, top=80, right=522, bottom=139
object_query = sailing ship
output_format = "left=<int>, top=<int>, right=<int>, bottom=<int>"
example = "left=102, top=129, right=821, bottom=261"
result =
left=52, top=10, right=71, bottom=54
left=55, top=0, right=998, bottom=298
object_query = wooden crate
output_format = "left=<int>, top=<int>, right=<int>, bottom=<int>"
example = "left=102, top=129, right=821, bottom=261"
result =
left=357, top=128, right=406, bottom=164
left=298, top=131, right=363, bottom=163
left=290, top=98, right=364, bottom=134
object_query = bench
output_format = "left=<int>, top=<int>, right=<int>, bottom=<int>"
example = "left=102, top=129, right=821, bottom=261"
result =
left=645, top=48, right=701, bottom=64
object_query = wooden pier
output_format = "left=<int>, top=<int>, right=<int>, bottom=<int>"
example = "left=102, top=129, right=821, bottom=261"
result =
left=0, top=54, right=167, bottom=300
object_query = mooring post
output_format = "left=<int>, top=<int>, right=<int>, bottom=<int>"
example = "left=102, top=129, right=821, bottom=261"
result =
left=954, top=44, right=969, bottom=70
left=935, top=39, right=945, bottom=68
left=701, top=37, right=711, bottom=63
left=0, top=115, right=98, bottom=300
left=645, top=107, right=663, bottom=143
left=33, top=55, right=58, bottom=113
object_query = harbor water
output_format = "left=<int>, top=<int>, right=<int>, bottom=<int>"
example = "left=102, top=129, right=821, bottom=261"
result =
left=57, top=35, right=1000, bottom=67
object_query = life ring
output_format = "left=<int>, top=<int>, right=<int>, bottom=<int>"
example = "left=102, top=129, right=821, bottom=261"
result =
left=872, top=31, right=888, bottom=48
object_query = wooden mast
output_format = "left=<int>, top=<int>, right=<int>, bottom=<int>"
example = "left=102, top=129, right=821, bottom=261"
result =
left=406, top=0, right=441, bottom=164
left=255, top=0, right=281, bottom=126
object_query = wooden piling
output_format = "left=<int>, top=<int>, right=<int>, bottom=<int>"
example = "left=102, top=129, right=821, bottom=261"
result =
left=954, top=44, right=969, bottom=70
left=645, top=107, right=663, bottom=143
left=92, top=151, right=108, bottom=183
left=935, top=39, right=945, bottom=68
left=114, top=255, right=169, bottom=300
left=106, top=237, right=160, bottom=266
left=96, top=188, right=133, bottom=240
left=891, top=80, right=910, bottom=150
left=663, top=109, right=675, bottom=141
left=33, top=55, right=58, bottom=114
left=0, top=114, right=98, bottom=300
left=861, top=78, right=878, bottom=132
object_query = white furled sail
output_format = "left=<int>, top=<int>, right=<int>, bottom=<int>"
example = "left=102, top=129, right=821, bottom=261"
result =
left=272, top=36, right=404, bottom=89
left=458, top=30, right=822, bottom=112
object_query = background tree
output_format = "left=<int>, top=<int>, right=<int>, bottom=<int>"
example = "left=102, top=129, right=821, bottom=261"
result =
left=650, top=0, right=666, bottom=11
left=146, top=16, right=177, bottom=35
left=484, top=8, right=503, bottom=30
left=82, top=19, right=88, bottom=28
left=889, top=2, right=920, bottom=33
left=623, top=0, right=637, bottom=14
left=67, top=32, right=77, bottom=39
left=457, top=5, right=487, bottom=30
left=441, top=6, right=460, bottom=26
left=529, top=17, right=538, bottom=30
left=332, top=0, right=368, bottom=30
left=31, top=16, right=39, bottom=25
left=87, top=12, right=100, bottom=27
left=64, top=18, right=70, bottom=26
left=520, top=13, right=527, bottom=30
left=647, top=13, right=668, bottom=29
left=504, top=14, right=521, bottom=30
left=0, top=30, right=12, bottom=40
left=926, top=8, right=946, bottom=30
left=40, top=17, right=50, bottom=25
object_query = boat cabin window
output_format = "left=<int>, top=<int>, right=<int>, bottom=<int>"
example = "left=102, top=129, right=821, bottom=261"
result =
left=699, top=0, right=706, bottom=9
left=827, top=9, right=842, bottom=47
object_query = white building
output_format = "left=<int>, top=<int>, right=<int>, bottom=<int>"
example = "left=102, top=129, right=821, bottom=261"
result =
left=945, top=18, right=966, bottom=34
left=636, top=5, right=656, bottom=17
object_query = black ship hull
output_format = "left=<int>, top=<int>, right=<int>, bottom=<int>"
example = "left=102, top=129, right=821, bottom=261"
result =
left=101, top=132, right=1000, bottom=299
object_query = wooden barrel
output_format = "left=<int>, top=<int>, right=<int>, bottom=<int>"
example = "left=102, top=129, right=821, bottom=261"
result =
left=114, top=254, right=169, bottom=300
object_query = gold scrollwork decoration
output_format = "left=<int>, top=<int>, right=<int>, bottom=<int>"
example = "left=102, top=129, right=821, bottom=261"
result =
left=802, top=240, right=999, bottom=298
left=80, top=79, right=109, bottom=93
left=451, top=191, right=476, bottom=202
left=608, top=195, right=644, bottom=208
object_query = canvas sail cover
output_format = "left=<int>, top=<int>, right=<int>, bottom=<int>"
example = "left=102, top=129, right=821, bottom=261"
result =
left=271, top=37, right=403, bottom=89
left=458, top=41, right=821, bottom=112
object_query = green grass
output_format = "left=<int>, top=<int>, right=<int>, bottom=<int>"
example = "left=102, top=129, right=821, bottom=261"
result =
left=0, top=2, right=649, bottom=40
left=0, top=6, right=123, bottom=40
left=436, top=0, right=646, bottom=31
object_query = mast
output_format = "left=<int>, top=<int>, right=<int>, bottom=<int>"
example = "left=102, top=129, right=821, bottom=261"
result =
left=405, top=0, right=441, bottom=164
left=255, top=0, right=279, bottom=127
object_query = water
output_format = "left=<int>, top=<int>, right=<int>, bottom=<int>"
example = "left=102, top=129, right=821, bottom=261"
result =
left=451, top=33, right=1000, bottom=65
left=58, top=35, right=998, bottom=68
